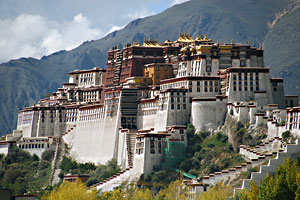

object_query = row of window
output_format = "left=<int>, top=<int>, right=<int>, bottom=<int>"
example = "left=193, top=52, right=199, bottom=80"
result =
left=171, top=97, right=186, bottom=103
left=79, top=114, right=105, bottom=121
left=189, top=87, right=219, bottom=93
left=232, top=73, right=259, bottom=81
left=19, top=143, right=49, bottom=149
left=233, top=80, right=259, bottom=85
left=139, top=110, right=157, bottom=116
left=233, top=86, right=259, bottom=91
left=171, top=104, right=187, bottom=110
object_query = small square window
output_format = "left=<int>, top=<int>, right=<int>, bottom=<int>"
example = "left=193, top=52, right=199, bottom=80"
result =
left=206, top=66, right=211, bottom=72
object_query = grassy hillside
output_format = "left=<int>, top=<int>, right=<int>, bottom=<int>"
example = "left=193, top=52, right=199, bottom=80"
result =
left=0, top=0, right=298, bottom=135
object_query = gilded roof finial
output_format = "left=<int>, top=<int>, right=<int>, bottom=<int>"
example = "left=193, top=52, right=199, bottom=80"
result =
left=231, top=39, right=234, bottom=44
left=149, top=36, right=151, bottom=41
left=216, top=40, right=219, bottom=45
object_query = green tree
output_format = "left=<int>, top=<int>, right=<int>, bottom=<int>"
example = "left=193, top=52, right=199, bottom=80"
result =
left=156, top=180, right=188, bottom=200
left=197, top=182, right=233, bottom=200
left=42, top=180, right=98, bottom=200
left=238, top=158, right=300, bottom=200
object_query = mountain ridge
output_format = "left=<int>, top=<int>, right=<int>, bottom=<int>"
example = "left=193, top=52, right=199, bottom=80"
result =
left=0, top=0, right=299, bottom=135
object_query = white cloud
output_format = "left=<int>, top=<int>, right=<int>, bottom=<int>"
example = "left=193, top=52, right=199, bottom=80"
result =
left=0, top=13, right=102, bottom=63
left=126, top=10, right=156, bottom=20
left=171, top=0, right=190, bottom=6
left=107, top=25, right=126, bottom=35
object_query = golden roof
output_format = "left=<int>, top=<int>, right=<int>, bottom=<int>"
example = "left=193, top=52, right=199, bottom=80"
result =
left=195, top=35, right=203, bottom=41
left=133, top=41, right=141, bottom=46
left=176, top=33, right=195, bottom=43
left=143, top=37, right=160, bottom=47
left=201, top=35, right=212, bottom=42
left=163, top=39, right=174, bottom=44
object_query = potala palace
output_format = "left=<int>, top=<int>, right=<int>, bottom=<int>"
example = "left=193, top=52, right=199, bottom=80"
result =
left=1, top=34, right=300, bottom=197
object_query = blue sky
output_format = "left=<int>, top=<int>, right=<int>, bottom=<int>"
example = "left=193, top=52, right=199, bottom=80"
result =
left=0, top=0, right=189, bottom=63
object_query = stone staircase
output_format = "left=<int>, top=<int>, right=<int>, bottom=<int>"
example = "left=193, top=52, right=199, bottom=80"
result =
left=89, top=131, right=138, bottom=191
left=90, top=165, right=143, bottom=192
left=90, top=166, right=133, bottom=192
left=237, top=138, right=300, bottom=191
left=239, top=137, right=285, bottom=160
left=61, top=124, right=76, bottom=148
left=49, top=137, right=66, bottom=186
left=201, top=137, right=285, bottom=187
left=61, top=124, right=76, bottom=137
left=126, top=132, right=136, bottom=166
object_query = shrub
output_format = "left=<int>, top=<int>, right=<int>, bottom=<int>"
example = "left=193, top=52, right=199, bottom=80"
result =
left=207, top=163, right=219, bottom=174
left=39, top=160, right=50, bottom=170
left=282, top=130, right=291, bottom=142
left=86, top=159, right=120, bottom=187
left=41, top=149, right=55, bottom=161
left=244, top=168, right=257, bottom=179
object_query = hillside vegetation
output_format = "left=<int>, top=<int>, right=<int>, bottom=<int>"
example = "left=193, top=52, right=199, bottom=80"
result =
left=0, top=147, right=54, bottom=195
left=0, top=0, right=299, bottom=135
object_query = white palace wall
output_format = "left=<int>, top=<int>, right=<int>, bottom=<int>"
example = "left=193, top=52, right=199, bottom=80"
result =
left=69, top=105, right=121, bottom=164
left=191, top=97, right=227, bottom=132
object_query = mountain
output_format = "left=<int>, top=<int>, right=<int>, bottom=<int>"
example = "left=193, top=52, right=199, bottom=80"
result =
left=0, top=0, right=299, bottom=135
left=264, top=5, right=300, bottom=95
